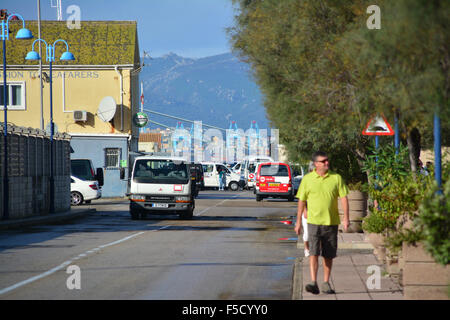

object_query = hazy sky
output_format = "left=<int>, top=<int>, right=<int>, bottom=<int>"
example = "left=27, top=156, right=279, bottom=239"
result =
left=2, top=0, right=237, bottom=58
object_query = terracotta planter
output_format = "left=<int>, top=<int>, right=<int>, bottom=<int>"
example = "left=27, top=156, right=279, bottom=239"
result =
left=339, top=190, right=368, bottom=233
left=367, top=232, right=384, bottom=247
left=367, top=232, right=387, bottom=263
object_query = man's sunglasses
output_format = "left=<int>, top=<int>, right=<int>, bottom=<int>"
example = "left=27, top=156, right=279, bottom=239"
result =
left=315, top=158, right=329, bottom=163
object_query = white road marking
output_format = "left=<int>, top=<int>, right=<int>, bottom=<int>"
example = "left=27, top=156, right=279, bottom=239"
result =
left=0, top=226, right=168, bottom=296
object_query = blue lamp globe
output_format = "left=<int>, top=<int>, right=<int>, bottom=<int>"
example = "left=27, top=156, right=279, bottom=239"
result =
left=60, top=51, right=75, bottom=61
left=16, top=28, right=33, bottom=40
left=25, top=50, right=40, bottom=61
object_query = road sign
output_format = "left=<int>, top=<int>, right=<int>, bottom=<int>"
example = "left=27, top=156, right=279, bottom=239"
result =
left=362, top=114, right=394, bottom=136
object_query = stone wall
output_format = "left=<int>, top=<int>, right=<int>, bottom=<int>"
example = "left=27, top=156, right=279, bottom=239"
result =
left=402, top=242, right=450, bottom=300
left=0, top=124, right=71, bottom=219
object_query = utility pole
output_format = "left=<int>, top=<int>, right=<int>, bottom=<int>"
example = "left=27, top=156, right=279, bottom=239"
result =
left=38, top=0, right=44, bottom=130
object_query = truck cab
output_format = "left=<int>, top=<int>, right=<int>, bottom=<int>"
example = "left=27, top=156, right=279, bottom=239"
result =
left=124, top=156, right=194, bottom=220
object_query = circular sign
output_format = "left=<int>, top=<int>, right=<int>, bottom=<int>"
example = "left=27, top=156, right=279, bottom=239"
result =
left=133, top=112, right=148, bottom=127
left=260, top=177, right=265, bottom=182
left=249, top=173, right=254, bottom=179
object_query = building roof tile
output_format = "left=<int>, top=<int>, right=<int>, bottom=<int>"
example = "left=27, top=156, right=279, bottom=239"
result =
left=1, top=20, right=140, bottom=66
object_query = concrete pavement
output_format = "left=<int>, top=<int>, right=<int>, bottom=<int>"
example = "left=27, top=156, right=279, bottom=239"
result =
left=0, top=206, right=95, bottom=231
left=292, top=232, right=404, bottom=300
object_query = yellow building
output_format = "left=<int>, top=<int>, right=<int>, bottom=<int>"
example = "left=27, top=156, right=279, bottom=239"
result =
left=1, top=20, right=141, bottom=197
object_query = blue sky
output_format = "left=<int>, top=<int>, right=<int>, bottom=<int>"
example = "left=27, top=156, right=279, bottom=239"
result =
left=2, top=0, right=237, bottom=58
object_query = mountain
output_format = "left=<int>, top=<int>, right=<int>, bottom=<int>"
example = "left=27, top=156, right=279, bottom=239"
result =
left=140, top=52, right=270, bottom=130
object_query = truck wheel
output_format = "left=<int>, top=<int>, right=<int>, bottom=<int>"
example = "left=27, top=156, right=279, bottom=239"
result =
left=256, top=195, right=263, bottom=202
left=179, top=208, right=193, bottom=220
left=229, top=181, right=239, bottom=191
left=130, top=208, right=140, bottom=220
left=288, top=195, right=295, bottom=202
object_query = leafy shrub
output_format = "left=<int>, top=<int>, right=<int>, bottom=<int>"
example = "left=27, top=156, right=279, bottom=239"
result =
left=415, top=171, right=450, bottom=265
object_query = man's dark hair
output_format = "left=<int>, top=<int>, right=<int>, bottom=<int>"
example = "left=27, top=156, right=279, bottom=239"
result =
left=312, top=151, right=328, bottom=162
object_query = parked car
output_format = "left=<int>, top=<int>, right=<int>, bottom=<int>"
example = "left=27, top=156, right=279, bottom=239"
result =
left=255, top=162, right=295, bottom=201
left=70, top=175, right=101, bottom=205
left=290, top=164, right=305, bottom=195
left=70, top=159, right=104, bottom=205
left=239, top=156, right=274, bottom=189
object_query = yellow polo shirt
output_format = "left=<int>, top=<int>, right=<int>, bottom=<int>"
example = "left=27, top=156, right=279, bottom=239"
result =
left=296, top=169, right=349, bottom=226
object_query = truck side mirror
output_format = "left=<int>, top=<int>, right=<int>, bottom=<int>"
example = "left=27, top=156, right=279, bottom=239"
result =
left=120, top=167, right=125, bottom=180
left=96, top=168, right=104, bottom=186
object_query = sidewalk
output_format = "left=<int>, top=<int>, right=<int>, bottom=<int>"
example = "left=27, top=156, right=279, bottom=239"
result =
left=0, top=206, right=95, bottom=231
left=293, top=232, right=404, bottom=300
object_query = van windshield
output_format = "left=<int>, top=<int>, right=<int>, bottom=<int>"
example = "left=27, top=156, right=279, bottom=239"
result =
left=71, top=160, right=95, bottom=181
left=260, top=164, right=289, bottom=177
left=133, top=159, right=189, bottom=184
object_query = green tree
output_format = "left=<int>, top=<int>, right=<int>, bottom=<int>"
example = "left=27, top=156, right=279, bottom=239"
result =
left=229, top=0, right=371, bottom=185
left=228, top=0, right=449, bottom=178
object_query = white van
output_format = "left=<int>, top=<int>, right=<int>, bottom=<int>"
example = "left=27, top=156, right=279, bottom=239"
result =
left=70, top=159, right=104, bottom=205
left=201, top=162, right=241, bottom=191
left=255, top=162, right=295, bottom=201
left=123, top=156, right=194, bottom=220
left=239, top=156, right=274, bottom=189
left=231, top=162, right=242, bottom=173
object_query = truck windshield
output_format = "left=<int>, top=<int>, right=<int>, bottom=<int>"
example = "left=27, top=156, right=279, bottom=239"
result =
left=133, top=159, right=189, bottom=184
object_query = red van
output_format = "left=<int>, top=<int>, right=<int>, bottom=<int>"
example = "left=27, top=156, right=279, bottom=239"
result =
left=255, top=162, right=295, bottom=202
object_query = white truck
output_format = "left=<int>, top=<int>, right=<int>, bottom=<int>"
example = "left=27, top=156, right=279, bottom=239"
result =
left=122, top=155, right=194, bottom=220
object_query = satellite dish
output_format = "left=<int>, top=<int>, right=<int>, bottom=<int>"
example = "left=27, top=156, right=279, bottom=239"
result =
left=97, top=96, right=117, bottom=122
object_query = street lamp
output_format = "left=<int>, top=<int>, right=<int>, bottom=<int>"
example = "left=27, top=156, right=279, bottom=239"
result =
left=1, top=13, right=33, bottom=220
left=26, top=38, right=75, bottom=213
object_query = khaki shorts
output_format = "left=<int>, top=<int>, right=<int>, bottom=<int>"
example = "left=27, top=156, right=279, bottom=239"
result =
left=307, top=224, right=338, bottom=259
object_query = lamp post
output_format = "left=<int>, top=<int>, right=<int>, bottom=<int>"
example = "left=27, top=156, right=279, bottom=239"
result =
left=1, top=13, right=33, bottom=220
left=26, top=39, right=75, bottom=213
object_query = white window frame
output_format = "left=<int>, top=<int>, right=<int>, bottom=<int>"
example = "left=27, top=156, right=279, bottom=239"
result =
left=104, top=147, right=121, bottom=169
left=0, top=81, right=26, bottom=110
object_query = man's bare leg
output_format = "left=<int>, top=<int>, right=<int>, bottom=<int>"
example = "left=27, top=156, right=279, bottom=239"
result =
left=323, top=257, right=333, bottom=283
left=309, top=255, right=319, bottom=282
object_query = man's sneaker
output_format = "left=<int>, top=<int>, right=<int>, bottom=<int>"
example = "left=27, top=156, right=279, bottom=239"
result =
left=321, top=282, right=335, bottom=294
left=305, top=282, right=320, bottom=295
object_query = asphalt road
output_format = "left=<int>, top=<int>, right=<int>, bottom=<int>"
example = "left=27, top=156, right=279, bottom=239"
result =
left=0, top=190, right=301, bottom=300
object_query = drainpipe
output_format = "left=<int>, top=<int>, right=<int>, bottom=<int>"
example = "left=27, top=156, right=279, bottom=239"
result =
left=114, top=65, right=124, bottom=131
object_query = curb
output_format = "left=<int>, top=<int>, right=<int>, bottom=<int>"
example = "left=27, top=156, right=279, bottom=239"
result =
left=292, top=257, right=303, bottom=300
left=297, top=239, right=374, bottom=250
left=0, top=208, right=96, bottom=231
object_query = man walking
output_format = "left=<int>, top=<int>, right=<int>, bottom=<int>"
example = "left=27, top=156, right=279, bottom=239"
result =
left=294, top=151, right=349, bottom=294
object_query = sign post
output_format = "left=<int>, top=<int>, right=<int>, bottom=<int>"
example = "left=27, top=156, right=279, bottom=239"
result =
left=363, top=114, right=395, bottom=181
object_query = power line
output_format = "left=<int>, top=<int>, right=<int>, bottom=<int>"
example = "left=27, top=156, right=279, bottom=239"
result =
left=143, top=108, right=226, bottom=132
